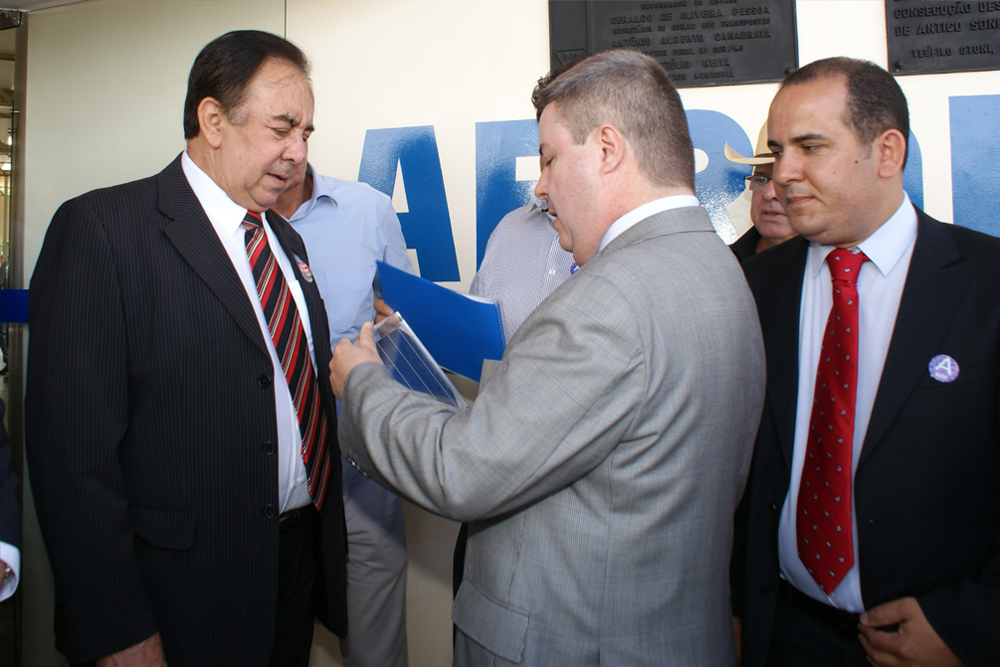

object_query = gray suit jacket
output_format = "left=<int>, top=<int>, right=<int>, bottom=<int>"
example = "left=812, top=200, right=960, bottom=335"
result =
left=340, top=207, right=765, bottom=666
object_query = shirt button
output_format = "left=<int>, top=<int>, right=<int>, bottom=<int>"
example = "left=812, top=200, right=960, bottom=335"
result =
left=258, top=374, right=272, bottom=388
left=548, top=268, right=556, bottom=276
left=262, top=441, right=276, bottom=455
left=263, top=504, right=277, bottom=519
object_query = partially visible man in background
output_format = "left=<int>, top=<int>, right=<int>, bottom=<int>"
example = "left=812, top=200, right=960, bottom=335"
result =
left=724, top=125, right=796, bottom=262
left=274, top=161, right=412, bottom=667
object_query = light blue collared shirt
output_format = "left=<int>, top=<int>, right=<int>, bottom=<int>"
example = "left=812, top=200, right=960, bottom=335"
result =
left=283, top=163, right=415, bottom=345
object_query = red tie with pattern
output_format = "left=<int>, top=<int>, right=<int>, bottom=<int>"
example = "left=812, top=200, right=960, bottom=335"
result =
left=797, top=248, right=868, bottom=594
left=241, top=211, right=331, bottom=510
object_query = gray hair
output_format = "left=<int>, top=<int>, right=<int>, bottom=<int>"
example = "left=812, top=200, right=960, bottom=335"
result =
left=532, top=50, right=694, bottom=189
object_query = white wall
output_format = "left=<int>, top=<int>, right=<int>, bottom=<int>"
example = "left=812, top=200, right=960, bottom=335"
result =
left=287, top=0, right=551, bottom=292
left=23, top=0, right=285, bottom=282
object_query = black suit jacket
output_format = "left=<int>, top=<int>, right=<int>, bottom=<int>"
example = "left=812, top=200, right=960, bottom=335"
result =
left=26, top=155, right=347, bottom=665
left=730, top=226, right=762, bottom=263
left=0, top=399, right=19, bottom=556
left=732, top=209, right=1000, bottom=667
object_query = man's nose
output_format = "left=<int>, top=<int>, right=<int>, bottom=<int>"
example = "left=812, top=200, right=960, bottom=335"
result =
left=771, top=154, right=799, bottom=188
left=285, top=136, right=308, bottom=164
left=763, top=178, right=780, bottom=200
left=534, top=170, right=547, bottom=201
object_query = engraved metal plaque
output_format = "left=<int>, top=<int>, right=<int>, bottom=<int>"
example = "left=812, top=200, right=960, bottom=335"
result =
left=548, top=0, right=797, bottom=87
left=886, top=1, right=1000, bottom=75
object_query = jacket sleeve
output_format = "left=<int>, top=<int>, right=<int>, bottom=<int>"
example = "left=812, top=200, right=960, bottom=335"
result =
left=338, top=271, right=645, bottom=522
left=25, top=197, right=158, bottom=662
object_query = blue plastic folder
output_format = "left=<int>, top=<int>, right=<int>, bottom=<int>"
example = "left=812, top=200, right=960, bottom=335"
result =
left=376, top=262, right=505, bottom=382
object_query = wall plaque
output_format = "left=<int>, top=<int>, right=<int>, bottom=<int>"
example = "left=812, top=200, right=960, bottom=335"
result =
left=886, top=1, right=1000, bottom=75
left=548, top=0, right=797, bottom=87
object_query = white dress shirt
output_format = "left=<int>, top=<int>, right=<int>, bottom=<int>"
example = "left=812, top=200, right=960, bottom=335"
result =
left=598, top=195, right=701, bottom=253
left=779, top=194, right=918, bottom=611
left=182, top=152, right=314, bottom=513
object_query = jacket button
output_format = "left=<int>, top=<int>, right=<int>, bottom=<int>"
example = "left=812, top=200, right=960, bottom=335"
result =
left=761, top=584, right=776, bottom=596
left=770, top=503, right=779, bottom=515
left=263, top=504, right=276, bottom=519
left=262, top=441, right=276, bottom=455
left=258, top=374, right=272, bottom=388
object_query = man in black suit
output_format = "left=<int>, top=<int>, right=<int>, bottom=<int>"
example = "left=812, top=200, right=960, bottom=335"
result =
left=26, top=31, right=346, bottom=667
left=733, top=57, right=1000, bottom=667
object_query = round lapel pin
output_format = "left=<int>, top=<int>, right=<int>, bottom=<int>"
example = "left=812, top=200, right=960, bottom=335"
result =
left=928, top=354, right=959, bottom=383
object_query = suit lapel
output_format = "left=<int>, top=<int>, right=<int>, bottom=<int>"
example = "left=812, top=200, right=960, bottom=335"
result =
left=859, top=212, right=972, bottom=465
left=757, top=239, right=808, bottom=471
left=266, top=210, right=333, bottom=366
left=157, top=155, right=268, bottom=355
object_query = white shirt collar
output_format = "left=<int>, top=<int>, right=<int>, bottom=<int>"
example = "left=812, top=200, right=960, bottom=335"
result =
left=181, top=150, right=251, bottom=237
left=808, top=192, right=918, bottom=279
left=598, top=194, right=701, bottom=253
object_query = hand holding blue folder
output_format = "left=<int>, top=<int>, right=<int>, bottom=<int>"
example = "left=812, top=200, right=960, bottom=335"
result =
left=376, top=262, right=505, bottom=382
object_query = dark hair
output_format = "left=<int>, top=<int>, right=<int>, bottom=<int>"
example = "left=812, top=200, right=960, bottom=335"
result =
left=531, top=50, right=694, bottom=189
left=183, top=30, right=311, bottom=139
left=781, top=57, right=909, bottom=165
left=532, top=59, right=583, bottom=122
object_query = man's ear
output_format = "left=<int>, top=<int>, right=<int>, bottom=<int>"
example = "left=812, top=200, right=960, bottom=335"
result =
left=876, top=128, right=906, bottom=179
left=197, top=97, right=226, bottom=150
left=596, top=123, right=627, bottom=174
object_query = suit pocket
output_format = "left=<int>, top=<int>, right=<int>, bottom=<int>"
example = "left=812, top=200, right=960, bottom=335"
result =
left=453, top=577, right=529, bottom=664
left=128, top=505, right=195, bottom=550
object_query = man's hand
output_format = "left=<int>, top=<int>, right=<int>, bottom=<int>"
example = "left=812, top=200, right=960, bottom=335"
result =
left=329, top=321, right=383, bottom=398
left=373, top=299, right=394, bottom=324
left=96, top=633, right=167, bottom=667
left=858, top=597, right=963, bottom=667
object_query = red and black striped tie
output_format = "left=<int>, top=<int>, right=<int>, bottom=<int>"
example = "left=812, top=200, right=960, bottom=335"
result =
left=241, top=211, right=331, bottom=510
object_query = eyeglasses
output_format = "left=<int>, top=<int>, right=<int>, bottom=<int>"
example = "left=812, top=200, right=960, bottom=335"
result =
left=744, top=174, right=773, bottom=193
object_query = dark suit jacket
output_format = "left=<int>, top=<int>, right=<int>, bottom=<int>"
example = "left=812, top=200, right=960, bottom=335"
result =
left=732, top=209, right=1000, bottom=667
left=25, top=155, right=347, bottom=665
left=0, top=399, right=19, bottom=556
left=730, top=226, right=762, bottom=263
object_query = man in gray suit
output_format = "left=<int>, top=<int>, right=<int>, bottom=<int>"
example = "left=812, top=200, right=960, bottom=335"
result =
left=330, top=50, right=765, bottom=666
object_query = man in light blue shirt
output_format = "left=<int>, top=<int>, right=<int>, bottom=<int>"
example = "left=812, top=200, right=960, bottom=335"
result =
left=274, top=162, right=412, bottom=667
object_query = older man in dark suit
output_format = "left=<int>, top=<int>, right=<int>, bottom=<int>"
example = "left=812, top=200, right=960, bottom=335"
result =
left=733, top=57, right=1000, bottom=667
left=26, top=31, right=345, bottom=667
